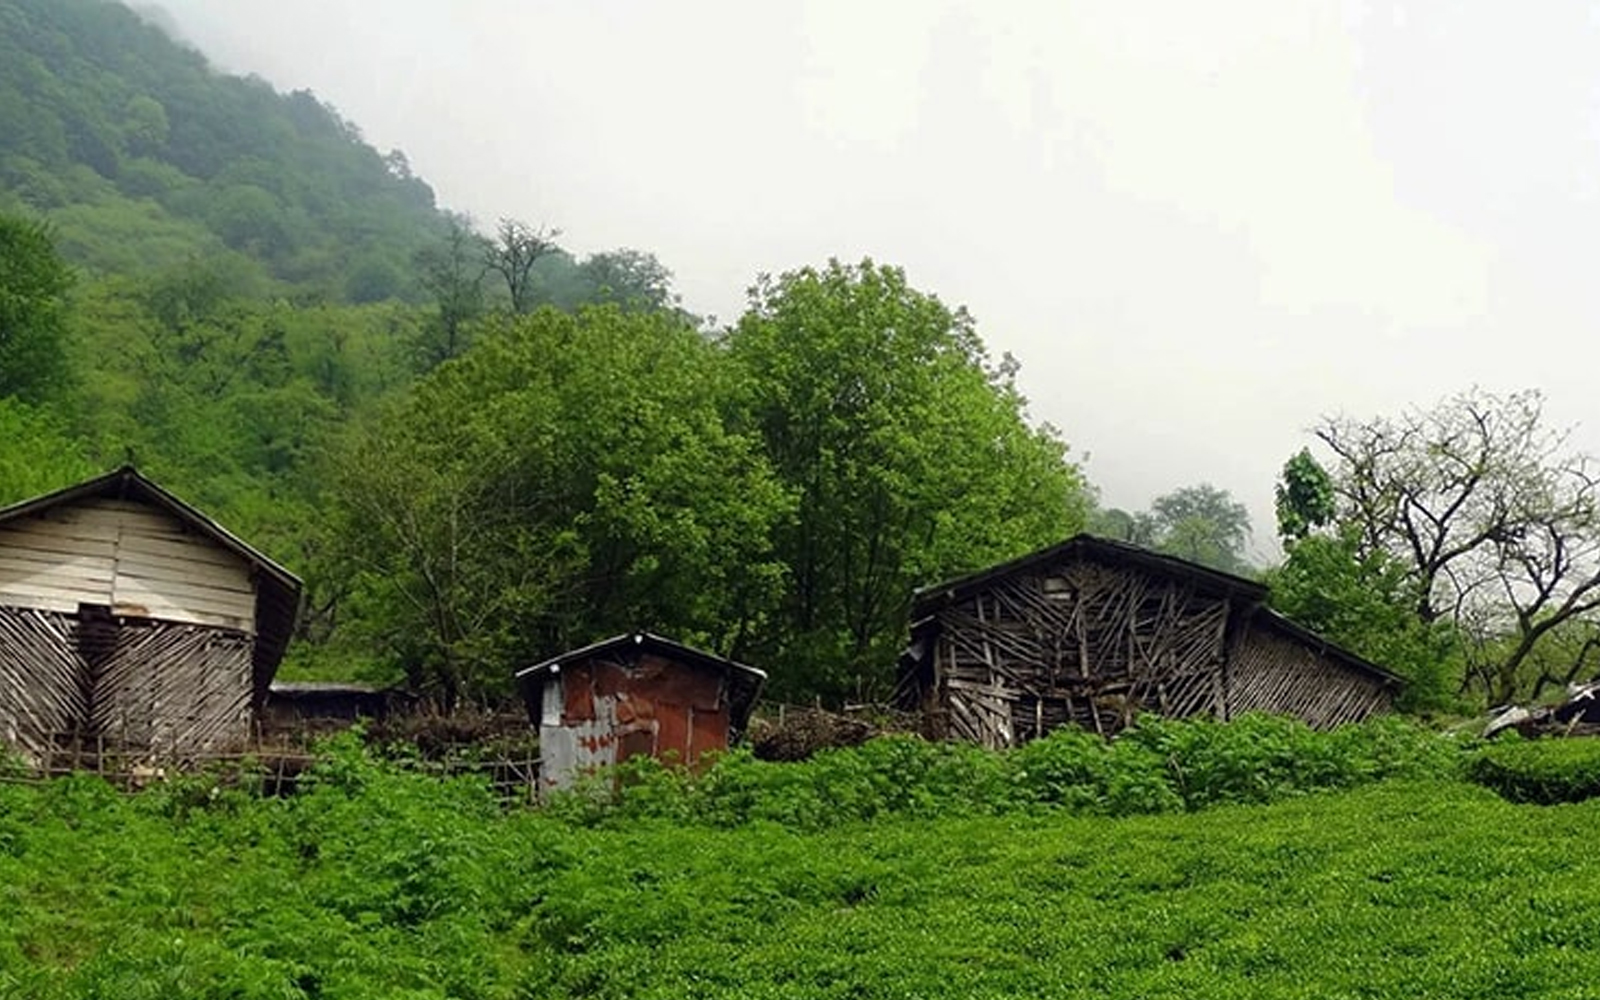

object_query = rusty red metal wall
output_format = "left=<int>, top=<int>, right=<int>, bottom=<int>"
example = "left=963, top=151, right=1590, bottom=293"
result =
left=537, top=651, right=737, bottom=790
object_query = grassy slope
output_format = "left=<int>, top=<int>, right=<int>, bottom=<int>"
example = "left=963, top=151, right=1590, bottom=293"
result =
left=1, top=765, right=1597, bottom=999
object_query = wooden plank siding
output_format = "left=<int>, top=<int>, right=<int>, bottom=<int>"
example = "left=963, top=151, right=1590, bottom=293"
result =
left=919, top=556, right=1236, bottom=748
left=92, top=621, right=255, bottom=754
left=0, top=499, right=255, bottom=632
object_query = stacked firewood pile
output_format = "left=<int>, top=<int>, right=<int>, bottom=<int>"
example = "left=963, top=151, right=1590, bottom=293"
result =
left=748, top=704, right=924, bottom=761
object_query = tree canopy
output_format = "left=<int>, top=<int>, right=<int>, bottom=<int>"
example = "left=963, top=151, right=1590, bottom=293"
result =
left=0, top=212, right=72, bottom=402
left=1279, top=389, right=1600, bottom=707
left=727, top=259, right=1091, bottom=698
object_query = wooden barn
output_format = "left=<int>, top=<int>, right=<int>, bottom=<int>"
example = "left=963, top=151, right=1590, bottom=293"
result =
left=516, top=632, right=766, bottom=791
left=0, top=467, right=300, bottom=762
left=896, top=534, right=1402, bottom=748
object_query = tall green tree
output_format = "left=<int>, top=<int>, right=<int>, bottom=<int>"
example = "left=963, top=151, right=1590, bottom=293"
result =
left=1146, top=483, right=1252, bottom=573
left=0, top=212, right=72, bottom=403
left=726, top=259, right=1090, bottom=699
left=579, top=248, right=679, bottom=313
left=1265, top=449, right=1459, bottom=712
left=412, top=216, right=488, bottom=369
left=328, top=305, right=792, bottom=704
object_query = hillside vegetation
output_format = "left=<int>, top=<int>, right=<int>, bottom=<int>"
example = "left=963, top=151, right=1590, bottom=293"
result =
left=0, top=0, right=443, bottom=299
left=4, top=0, right=1596, bottom=711
left=1, top=720, right=1596, bottom=999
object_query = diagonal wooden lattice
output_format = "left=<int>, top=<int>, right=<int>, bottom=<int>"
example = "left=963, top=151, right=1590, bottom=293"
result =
left=1228, top=624, right=1392, bottom=728
left=927, top=560, right=1232, bottom=748
left=914, top=555, right=1395, bottom=748
left=0, top=606, right=88, bottom=760
left=91, top=620, right=254, bottom=756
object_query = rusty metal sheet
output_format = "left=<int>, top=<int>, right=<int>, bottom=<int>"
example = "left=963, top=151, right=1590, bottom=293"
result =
left=655, top=701, right=692, bottom=762
left=688, top=705, right=730, bottom=757
left=594, top=653, right=723, bottom=711
left=539, top=649, right=740, bottom=789
left=562, top=663, right=596, bottom=722
left=617, top=725, right=655, bottom=763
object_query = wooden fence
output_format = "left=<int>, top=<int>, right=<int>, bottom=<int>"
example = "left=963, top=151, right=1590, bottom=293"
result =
left=0, top=735, right=542, bottom=803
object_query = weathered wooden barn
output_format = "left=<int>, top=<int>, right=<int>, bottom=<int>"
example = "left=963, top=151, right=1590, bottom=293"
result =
left=896, top=534, right=1402, bottom=748
left=0, top=467, right=300, bottom=762
left=516, top=632, right=766, bottom=791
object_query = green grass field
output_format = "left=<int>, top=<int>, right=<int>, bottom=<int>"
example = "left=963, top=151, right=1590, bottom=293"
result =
left=2, top=725, right=1597, bottom=999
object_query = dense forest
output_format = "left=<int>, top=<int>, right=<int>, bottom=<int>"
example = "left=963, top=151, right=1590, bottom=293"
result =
left=3, top=0, right=1598, bottom=714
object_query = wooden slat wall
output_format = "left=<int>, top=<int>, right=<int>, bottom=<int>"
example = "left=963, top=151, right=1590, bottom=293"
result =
left=1227, top=624, right=1395, bottom=729
left=921, top=555, right=1396, bottom=747
left=0, top=606, right=86, bottom=761
left=93, top=620, right=254, bottom=754
left=930, top=557, right=1233, bottom=748
left=0, top=499, right=254, bottom=632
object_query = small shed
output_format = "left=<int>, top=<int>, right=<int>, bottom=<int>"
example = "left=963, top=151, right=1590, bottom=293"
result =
left=896, top=534, right=1401, bottom=748
left=0, top=467, right=301, bottom=761
left=515, top=632, right=766, bottom=791
left=261, top=681, right=410, bottom=734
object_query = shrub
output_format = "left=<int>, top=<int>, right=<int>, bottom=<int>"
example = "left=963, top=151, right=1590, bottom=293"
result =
left=1467, top=737, right=1600, bottom=804
left=547, top=713, right=1458, bottom=826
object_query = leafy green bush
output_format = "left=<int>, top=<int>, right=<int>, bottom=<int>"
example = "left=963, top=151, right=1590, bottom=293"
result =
left=547, top=713, right=1459, bottom=827
left=1468, top=737, right=1600, bottom=804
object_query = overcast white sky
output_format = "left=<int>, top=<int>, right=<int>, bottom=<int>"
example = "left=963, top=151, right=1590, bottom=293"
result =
left=154, top=1, right=1600, bottom=561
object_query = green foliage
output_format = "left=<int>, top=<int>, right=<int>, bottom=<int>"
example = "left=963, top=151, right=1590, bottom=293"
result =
left=1090, top=483, right=1253, bottom=574
left=0, top=0, right=446, bottom=298
left=728, top=259, right=1091, bottom=699
left=0, top=211, right=73, bottom=403
left=1468, top=736, right=1600, bottom=804
left=0, top=398, right=94, bottom=504
left=1266, top=529, right=1463, bottom=713
left=1310, top=389, right=1600, bottom=707
left=7, top=725, right=1598, bottom=998
left=1146, top=483, right=1253, bottom=573
left=328, top=305, right=793, bottom=702
left=552, top=713, right=1458, bottom=829
left=1274, top=447, right=1334, bottom=542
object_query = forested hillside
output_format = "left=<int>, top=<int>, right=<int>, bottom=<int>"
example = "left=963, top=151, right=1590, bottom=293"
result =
left=0, top=0, right=1098, bottom=705
left=0, top=0, right=443, bottom=298
left=7, top=0, right=1594, bottom=712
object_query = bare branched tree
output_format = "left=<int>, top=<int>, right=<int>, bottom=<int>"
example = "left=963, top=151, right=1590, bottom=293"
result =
left=485, top=218, right=561, bottom=314
left=1316, top=388, right=1600, bottom=703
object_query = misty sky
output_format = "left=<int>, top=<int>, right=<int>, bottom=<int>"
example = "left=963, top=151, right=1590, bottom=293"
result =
left=155, top=1, right=1600, bottom=560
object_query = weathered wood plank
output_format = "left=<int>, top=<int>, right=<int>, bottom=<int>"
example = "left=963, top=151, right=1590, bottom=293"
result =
left=66, top=501, right=193, bottom=536
left=115, top=531, right=244, bottom=570
left=0, top=606, right=87, bottom=760
left=914, top=548, right=1394, bottom=745
left=93, top=619, right=254, bottom=755
left=112, top=548, right=253, bottom=589
left=0, top=552, right=115, bottom=582
left=112, top=567, right=254, bottom=603
left=112, top=569, right=253, bottom=614
left=0, top=522, right=120, bottom=553
left=0, top=582, right=112, bottom=612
